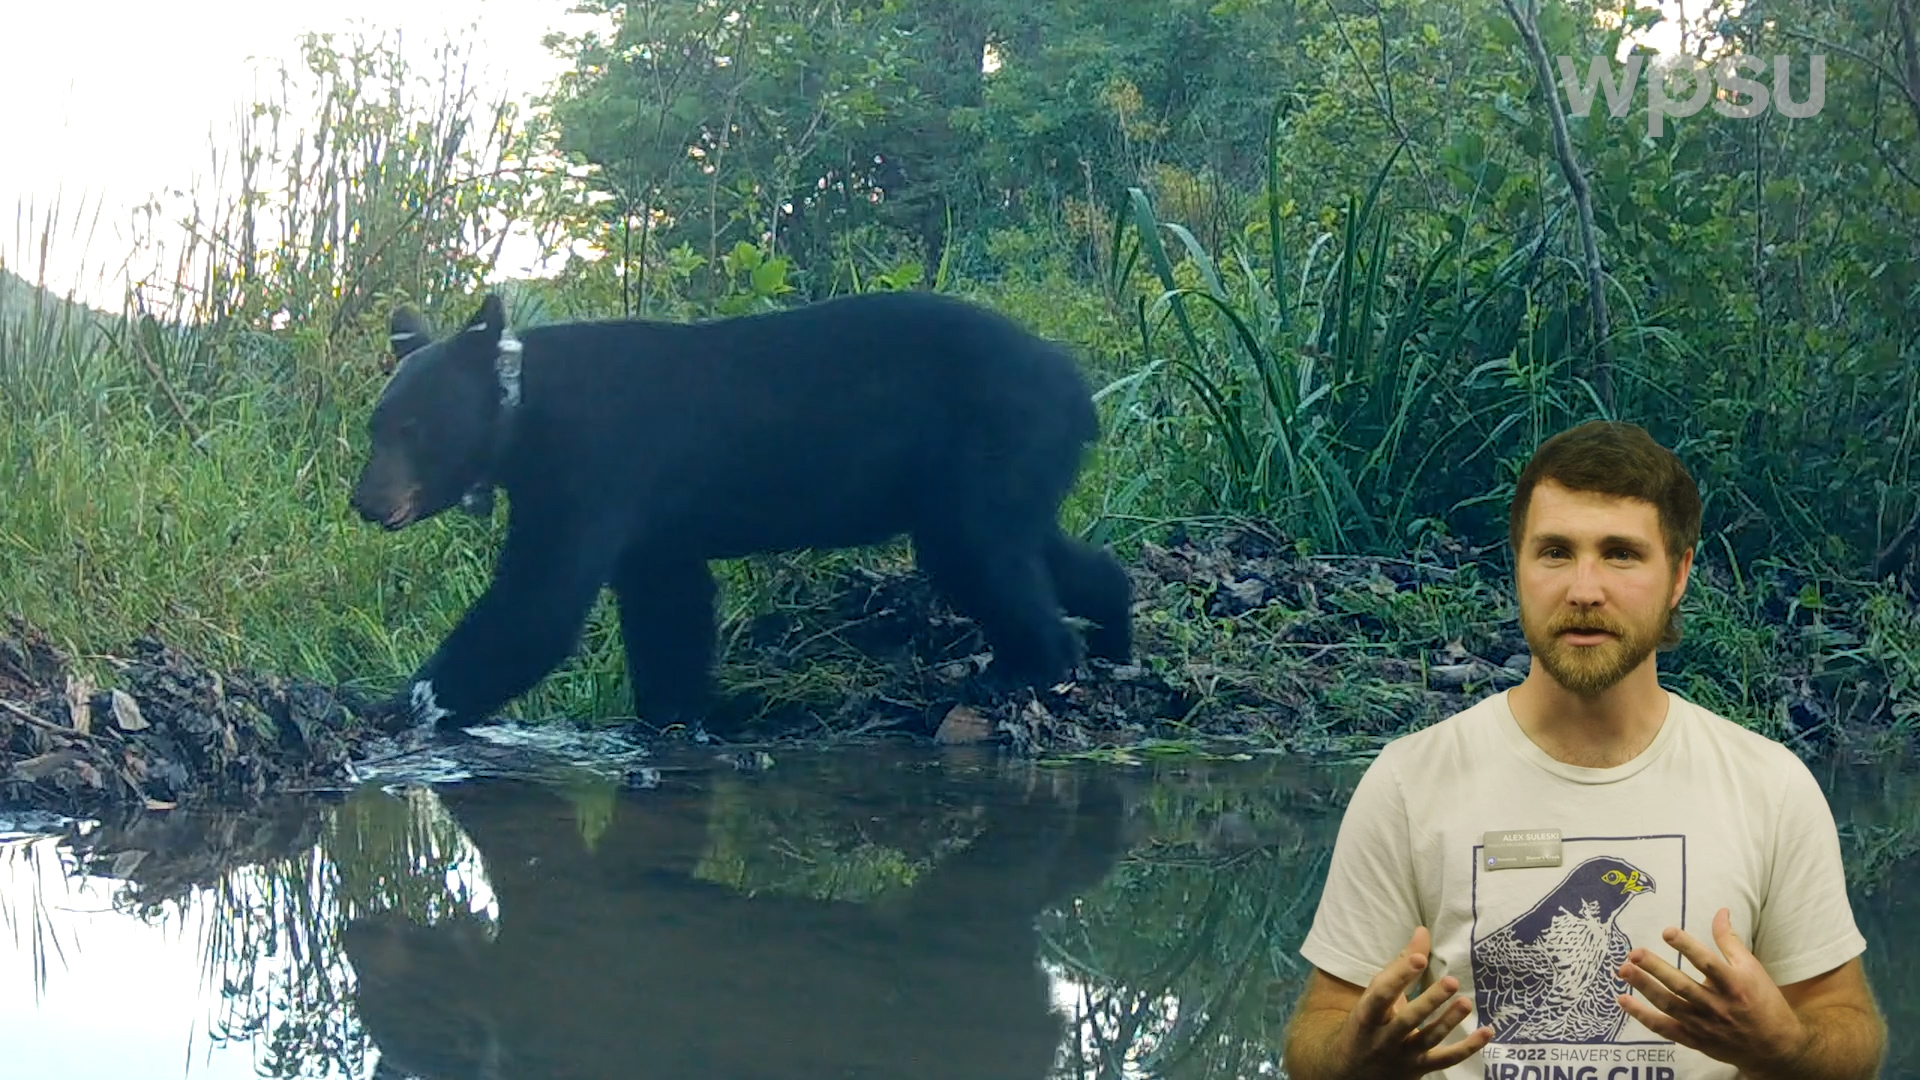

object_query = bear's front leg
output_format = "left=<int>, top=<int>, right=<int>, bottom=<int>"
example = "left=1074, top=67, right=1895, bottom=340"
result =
left=406, top=512, right=625, bottom=730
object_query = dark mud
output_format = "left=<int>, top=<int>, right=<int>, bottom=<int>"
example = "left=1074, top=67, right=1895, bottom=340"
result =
left=717, top=525, right=1524, bottom=754
left=0, top=616, right=390, bottom=820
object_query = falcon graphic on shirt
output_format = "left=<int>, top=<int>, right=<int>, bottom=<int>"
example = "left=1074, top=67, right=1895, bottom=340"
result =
left=1470, top=855, right=1656, bottom=1042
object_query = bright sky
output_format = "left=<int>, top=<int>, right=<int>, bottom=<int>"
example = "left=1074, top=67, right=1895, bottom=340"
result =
left=0, top=0, right=597, bottom=308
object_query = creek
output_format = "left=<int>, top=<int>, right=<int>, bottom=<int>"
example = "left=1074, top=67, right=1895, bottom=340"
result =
left=3, top=727, right=1915, bottom=1078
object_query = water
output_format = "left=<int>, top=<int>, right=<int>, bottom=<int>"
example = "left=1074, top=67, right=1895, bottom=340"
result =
left=2, top=727, right=1916, bottom=1079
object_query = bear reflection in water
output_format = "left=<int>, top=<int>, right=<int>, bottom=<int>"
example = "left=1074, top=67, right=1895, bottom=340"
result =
left=341, top=764, right=1127, bottom=1079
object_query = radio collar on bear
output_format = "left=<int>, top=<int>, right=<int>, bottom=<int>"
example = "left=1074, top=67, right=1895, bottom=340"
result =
left=495, top=327, right=523, bottom=407
left=460, top=327, right=523, bottom=516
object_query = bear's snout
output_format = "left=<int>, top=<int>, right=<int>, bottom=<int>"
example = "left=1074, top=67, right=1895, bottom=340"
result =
left=351, top=457, right=420, bottom=530
left=353, top=491, right=418, bottom=530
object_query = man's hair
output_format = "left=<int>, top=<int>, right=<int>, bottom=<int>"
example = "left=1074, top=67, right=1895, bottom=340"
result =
left=1508, top=420, right=1701, bottom=646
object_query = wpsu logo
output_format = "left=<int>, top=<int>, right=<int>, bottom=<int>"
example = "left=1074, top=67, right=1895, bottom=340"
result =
left=1553, top=52, right=1827, bottom=136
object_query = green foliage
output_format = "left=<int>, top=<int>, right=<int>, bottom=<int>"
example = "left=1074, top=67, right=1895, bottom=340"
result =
left=0, top=30, right=597, bottom=718
left=1101, top=130, right=1592, bottom=554
left=535, top=0, right=934, bottom=308
left=713, top=240, right=797, bottom=314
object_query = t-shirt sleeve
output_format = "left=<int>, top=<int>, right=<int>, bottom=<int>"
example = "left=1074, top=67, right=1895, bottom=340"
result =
left=1749, top=751, right=1868, bottom=987
left=1298, top=747, right=1424, bottom=989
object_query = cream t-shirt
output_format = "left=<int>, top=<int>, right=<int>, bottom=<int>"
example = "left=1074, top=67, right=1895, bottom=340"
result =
left=1297, top=688, right=1867, bottom=1080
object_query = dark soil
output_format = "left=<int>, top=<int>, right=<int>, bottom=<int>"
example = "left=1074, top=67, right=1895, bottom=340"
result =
left=0, top=617, right=394, bottom=820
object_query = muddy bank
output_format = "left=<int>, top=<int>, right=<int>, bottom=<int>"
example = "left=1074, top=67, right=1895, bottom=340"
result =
left=0, top=527, right=1467, bottom=818
left=0, top=618, right=389, bottom=820
left=3, top=525, right=1901, bottom=818
left=716, top=524, right=1528, bottom=754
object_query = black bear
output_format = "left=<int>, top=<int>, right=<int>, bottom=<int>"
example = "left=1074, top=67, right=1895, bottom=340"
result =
left=349, top=289, right=1132, bottom=735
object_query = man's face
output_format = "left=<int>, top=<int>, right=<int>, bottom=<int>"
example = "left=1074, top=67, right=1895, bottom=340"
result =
left=1514, top=479, right=1692, bottom=697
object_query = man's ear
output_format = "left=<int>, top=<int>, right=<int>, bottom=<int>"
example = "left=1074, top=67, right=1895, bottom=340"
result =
left=462, top=293, right=506, bottom=343
left=1670, top=543, right=1695, bottom=604
left=389, top=306, right=434, bottom=362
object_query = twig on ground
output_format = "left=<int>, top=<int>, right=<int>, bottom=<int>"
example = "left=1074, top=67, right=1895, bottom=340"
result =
left=0, top=697, right=110, bottom=744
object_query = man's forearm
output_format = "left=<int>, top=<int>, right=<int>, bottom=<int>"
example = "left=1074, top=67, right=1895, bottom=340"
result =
left=1739, top=1004, right=1885, bottom=1080
left=1280, top=1006, right=1353, bottom=1080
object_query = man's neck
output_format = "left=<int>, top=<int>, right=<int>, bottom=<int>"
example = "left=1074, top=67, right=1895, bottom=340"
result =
left=1506, top=664, right=1671, bottom=769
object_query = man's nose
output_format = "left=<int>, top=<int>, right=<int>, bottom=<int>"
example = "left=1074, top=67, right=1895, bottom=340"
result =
left=1565, top=557, right=1607, bottom=603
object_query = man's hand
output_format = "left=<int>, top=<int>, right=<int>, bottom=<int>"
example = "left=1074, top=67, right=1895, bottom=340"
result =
left=1320, top=926, right=1494, bottom=1080
left=1616, top=907, right=1811, bottom=1074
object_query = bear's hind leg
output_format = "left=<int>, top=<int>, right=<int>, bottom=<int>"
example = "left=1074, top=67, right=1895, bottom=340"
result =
left=915, top=524, right=1080, bottom=690
left=610, top=546, right=720, bottom=732
left=1043, top=527, right=1133, bottom=664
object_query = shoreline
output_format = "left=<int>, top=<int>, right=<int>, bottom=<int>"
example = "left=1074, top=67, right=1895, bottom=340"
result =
left=3, top=525, right=1908, bottom=819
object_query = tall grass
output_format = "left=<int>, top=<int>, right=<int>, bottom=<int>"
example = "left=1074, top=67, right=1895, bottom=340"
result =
left=0, top=31, right=589, bottom=711
left=1099, top=105, right=1655, bottom=557
left=1093, top=89, right=1915, bottom=587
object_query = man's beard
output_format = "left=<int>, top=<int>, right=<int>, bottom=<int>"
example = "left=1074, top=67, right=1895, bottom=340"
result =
left=1520, top=597, right=1668, bottom=696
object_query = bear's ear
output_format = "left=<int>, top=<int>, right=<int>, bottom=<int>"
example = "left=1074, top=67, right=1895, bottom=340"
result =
left=389, top=305, right=434, bottom=362
left=461, top=293, right=506, bottom=343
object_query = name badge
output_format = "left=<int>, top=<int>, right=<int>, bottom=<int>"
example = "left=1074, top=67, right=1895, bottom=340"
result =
left=1482, top=828, right=1562, bottom=870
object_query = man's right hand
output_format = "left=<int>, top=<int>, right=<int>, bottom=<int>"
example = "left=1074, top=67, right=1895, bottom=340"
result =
left=1284, top=926, right=1494, bottom=1080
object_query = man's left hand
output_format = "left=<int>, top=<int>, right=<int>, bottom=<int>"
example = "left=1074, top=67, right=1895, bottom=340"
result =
left=1616, top=906, right=1810, bottom=1074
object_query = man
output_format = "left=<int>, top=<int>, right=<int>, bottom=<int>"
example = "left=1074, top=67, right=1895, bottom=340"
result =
left=1281, top=420, right=1885, bottom=1080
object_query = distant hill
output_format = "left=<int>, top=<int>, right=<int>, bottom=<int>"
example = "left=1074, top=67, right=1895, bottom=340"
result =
left=0, top=266, right=116, bottom=329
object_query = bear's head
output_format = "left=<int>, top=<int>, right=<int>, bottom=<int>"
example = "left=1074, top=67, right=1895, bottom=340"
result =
left=350, top=293, right=519, bottom=530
